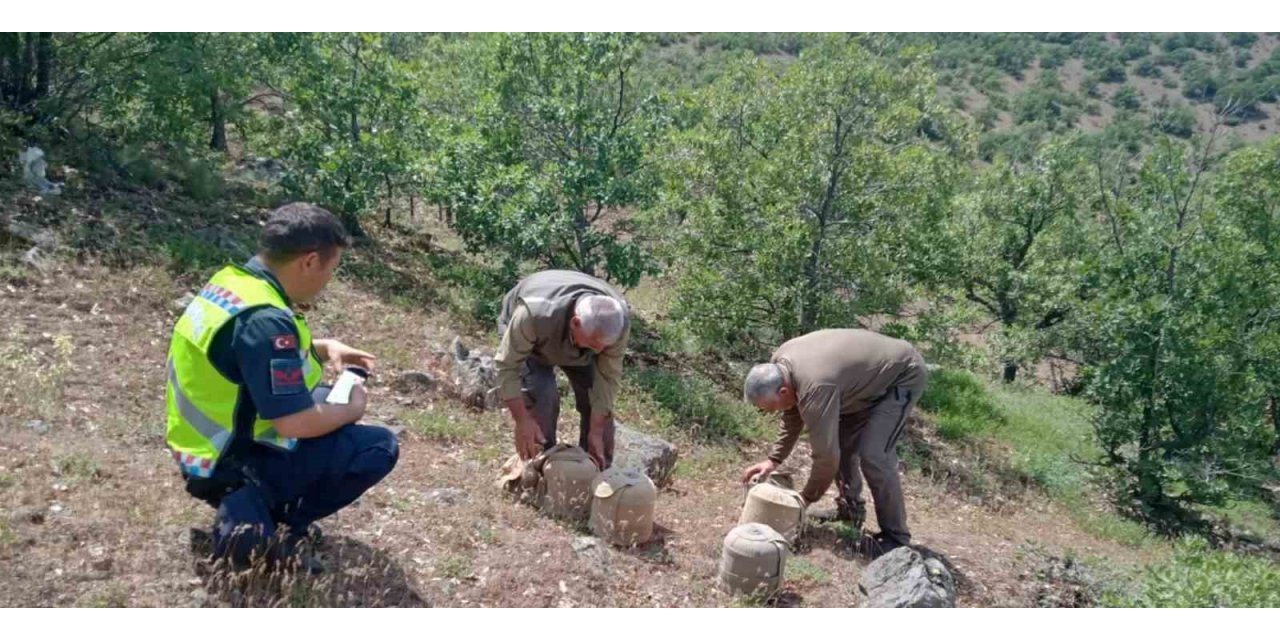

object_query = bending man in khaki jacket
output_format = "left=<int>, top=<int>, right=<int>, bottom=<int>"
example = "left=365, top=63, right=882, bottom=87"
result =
left=740, top=329, right=928, bottom=554
left=494, top=270, right=630, bottom=470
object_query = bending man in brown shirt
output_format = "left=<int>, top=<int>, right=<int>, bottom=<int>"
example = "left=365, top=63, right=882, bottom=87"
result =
left=740, top=329, right=927, bottom=552
left=494, top=270, right=630, bottom=470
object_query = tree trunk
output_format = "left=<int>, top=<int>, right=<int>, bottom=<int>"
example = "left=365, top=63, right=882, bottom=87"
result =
left=348, top=40, right=360, bottom=144
left=383, top=174, right=394, bottom=226
left=799, top=231, right=823, bottom=334
left=18, top=33, right=35, bottom=108
left=1000, top=304, right=1019, bottom=382
left=1270, top=395, right=1280, bottom=459
left=409, top=194, right=416, bottom=221
left=209, top=87, right=227, bottom=151
left=34, top=33, right=51, bottom=100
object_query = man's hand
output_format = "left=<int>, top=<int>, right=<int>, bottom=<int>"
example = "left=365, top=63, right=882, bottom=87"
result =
left=740, top=459, right=778, bottom=485
left=513, top=415, right=544, bottom=461
left=347, top=381, right=369, bottom=422
left=315, top=339, right=377, bottom=374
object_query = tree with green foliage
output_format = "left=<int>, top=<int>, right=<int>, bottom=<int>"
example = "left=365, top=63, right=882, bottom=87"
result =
left=1211, top=137, right=1280, bottom=469
left=436, top=33, right=664, bottom=287
left=1081, top=124, right=1277, bottom=528
left=139, top=33, right=270, bottom=152
left=1111, top=85, right=1142, bottom=111
left=657, top=35, right=966, bottom=355
left=1151, top=96, right=1198, bottom=138
left=265, top=33, right=429, bottom=231
left=942, top=137, right=1091, bottom=382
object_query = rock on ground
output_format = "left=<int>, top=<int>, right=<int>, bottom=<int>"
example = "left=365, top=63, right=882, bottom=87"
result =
left=858, top=546, right=956, bottom=608
left=612, top=422, right=678, bottom=488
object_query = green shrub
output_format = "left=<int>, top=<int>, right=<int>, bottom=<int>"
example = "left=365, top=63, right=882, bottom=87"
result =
left=630, top=367, right=770, bottom=444
left=917, top=368, right=1004, bottom=440
left=163, top=234, right=232, bottom=274
left=182, top=157, right=224, bottom=202
left=1103, top=538, right=1280, bottom=607
left=1112, top=85, right=1142, bottom=110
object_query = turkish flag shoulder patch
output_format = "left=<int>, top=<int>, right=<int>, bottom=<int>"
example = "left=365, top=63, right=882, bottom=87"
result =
left=271, top=334, right=298, bottom=351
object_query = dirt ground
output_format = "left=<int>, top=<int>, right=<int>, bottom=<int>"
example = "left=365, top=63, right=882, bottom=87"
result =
left=0, top=258, right=1161, bottom=608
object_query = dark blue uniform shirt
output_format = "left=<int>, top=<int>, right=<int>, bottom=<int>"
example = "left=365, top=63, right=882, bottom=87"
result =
left=207, top=257, right=317, bottom=442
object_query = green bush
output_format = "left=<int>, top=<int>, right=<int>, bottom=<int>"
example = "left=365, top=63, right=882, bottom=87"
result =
left=630, top=367, right=770, bottom=444
left=1226, top=33, right=1258, bottom=48
left=163, top=234, right=233, bottom=275
left=1103, top=538, right=1280, bottom=607
left=181, top=157, right=224, bottom=202
left=917, top=368, right=1004, bottom=440
left=1112, top=85, right=1142, bottom=110
left=1134, top=58, right=1161, bottom=78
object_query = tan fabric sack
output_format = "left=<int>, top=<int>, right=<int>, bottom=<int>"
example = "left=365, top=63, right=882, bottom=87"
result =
left=738, top=472, right=805, bottom=543
left=590, top=467, right=656, bottom=546
left=718, top=522, right=789, bottom=598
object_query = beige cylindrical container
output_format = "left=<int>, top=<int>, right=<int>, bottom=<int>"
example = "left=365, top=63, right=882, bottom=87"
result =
left=718, top=522, right=789, bottom=598
left=590, top=467, right=657, bottom=546
left=539, top=445, right=598, bottom=520
left=738, top=474, right=805, bottom=543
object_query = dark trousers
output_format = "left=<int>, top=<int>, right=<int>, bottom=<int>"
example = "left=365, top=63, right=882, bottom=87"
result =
left=188, top=389, right=399, bottom=562
left=834, top=373, right=927, bottom=546
left=521, top=359, right=615, bottom=466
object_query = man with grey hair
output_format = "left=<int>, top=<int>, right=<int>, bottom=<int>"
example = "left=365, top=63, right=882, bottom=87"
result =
left=741, top=329, right=928, bottom=555
left=495, top=269, right=630, bottom=470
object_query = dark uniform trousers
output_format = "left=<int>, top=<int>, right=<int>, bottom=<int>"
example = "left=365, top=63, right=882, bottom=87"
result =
left=833, top=373, right=928, bottom=546
left=186, top=387, right=398, bottom=562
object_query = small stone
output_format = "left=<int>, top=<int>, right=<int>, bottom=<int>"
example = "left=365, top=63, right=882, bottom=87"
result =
left=172, top=293, right=195, bottom=311
left=391, top=371, right=436, bottom=394
left=11, top=506, right=44, bottom=525
left=21, top=246, right=48, bottom=272
left=48, top=503, right=64, bottom=514
left=423, top=487, right=468, bottom=506
left=24, top=419, right=49, bottom=435
left=91, top=557, right=113, bottom=572
left=571, top=537, right=599, bottom=553
left=190, top=588, right=209, bottom=607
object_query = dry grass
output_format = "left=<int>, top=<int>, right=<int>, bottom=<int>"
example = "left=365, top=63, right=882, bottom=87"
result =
left=0, top=243, right=1162, bottom=607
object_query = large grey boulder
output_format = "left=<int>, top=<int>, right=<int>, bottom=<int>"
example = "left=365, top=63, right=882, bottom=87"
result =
left=858, top=547, right=956, bottom=608
left=450, top=337, right=499, bottom=410
left=612, top=422, right=678, bottom=488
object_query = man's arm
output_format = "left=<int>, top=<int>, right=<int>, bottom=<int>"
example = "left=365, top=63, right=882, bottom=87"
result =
left=495, top=305, right=543, bottom=459
left=495, top=305, right=537, bottom=405
left=584, top=326, right=626, bottom=469
left=767, top=408, right=806, bottom=465
left=798, top=385, right=841, bottom=504
left=273, top=385, right=366, bottom=439
left=235, top=312, right=365, bottom=440
left=587, top=325, right=626, bottom=417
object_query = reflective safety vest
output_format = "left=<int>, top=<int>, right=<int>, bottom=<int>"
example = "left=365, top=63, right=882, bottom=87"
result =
left=164, top=265, right=323, bottom=477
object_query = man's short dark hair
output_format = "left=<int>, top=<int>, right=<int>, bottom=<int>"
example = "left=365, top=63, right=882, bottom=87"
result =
left=259, top=202, right=352, bottom=263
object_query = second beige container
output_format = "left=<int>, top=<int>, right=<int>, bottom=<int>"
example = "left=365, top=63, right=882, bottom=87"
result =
left=738, top=473, right=805, bottom=543
left=590, top=467, right=657, bottom=546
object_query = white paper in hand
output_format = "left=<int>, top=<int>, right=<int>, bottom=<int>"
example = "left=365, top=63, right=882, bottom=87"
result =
left=326, top=369, right=365, bottom=405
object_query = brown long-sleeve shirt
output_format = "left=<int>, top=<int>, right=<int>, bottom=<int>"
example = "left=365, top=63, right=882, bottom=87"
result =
left=764, top=329, right=926, bottom=503
left=494, top=270, right=629, bottom=414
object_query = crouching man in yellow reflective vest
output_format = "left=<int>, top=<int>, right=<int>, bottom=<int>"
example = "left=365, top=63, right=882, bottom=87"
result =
left=166, top=202, right=398, bottom=572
